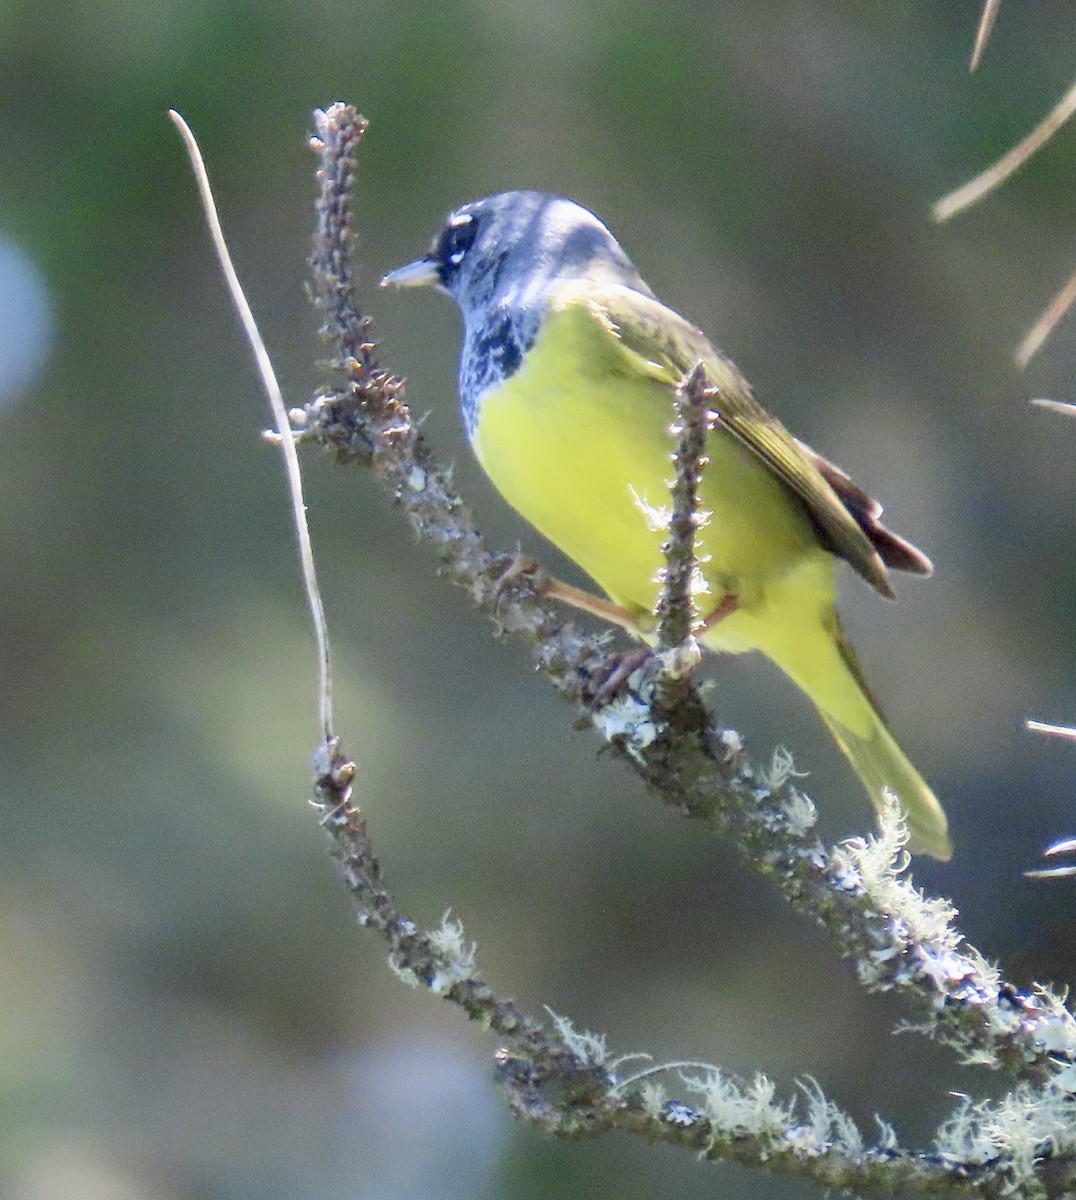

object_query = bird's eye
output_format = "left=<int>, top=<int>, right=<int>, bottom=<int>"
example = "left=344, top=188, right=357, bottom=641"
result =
left=441, top=213, right=478, bottom=267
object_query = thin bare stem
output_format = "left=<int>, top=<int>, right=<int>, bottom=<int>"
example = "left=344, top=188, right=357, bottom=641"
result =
left=1027, top=720, right=1076, bottom=741
left=1031, top=399, right=1076, bottom=418
left=1026, top=835, right=1076, bottom=880
left=169, top=110, right=334, bottom=738
left=932, top=81, right=1076, bottom=222
left=1016, top=264, right=1076, bottom=368
left=1024, top=864, right=1076, bottom=880
left=969, top=0, right=1002, bottom=72
left=1027, top=832, right=1076, bottom=879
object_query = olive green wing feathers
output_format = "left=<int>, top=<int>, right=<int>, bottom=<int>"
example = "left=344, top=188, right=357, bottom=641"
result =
left=559, top=281, right=930, bottom=596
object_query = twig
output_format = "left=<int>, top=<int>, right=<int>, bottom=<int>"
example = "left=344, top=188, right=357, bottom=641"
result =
left=655, top=363, right=711, bottom=655
left=310, top=739, right=594, bottom=1076
left=932, top=81, right=1076, bottom=223
left=1023, top=399, right=1076, bottom=879
left=1016, top=265, right=1076, bottom=368
left=1026, top=833, right=1076, bottom=880
left=970, top=0, right=1002, bottom=72
left=1026, top=837, right=1076, bottom=880
left=1028, top=720, right=1076, bottom=741
left=310, top=739, right=1071, bottom=1199
left=169, top=110, right=335, bottom=738
left=1031, top=399, right=1076, bottom=418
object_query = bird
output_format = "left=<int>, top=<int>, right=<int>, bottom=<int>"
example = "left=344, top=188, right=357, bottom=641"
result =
left=382, top=191, right=951, bottom=860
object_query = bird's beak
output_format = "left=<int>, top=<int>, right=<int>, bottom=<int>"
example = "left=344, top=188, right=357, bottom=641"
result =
left=380, top=257, right=440, bottom=289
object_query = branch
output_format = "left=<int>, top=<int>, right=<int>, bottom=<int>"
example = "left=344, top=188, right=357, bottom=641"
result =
left=655, top=363, right=710, bottom=653
left=1028, top=721, right=1076, bottom=741
left=1030, top=400, right=1076, bottom=420
left=312, top=736, right=1075, bottom=1199
left=932, top=57, right=1076, bottom=366
left=315, top=724, right=1076, bottom=1198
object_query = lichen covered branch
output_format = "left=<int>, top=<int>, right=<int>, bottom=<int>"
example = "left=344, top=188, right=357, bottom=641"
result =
left=311, top=736, right=1076, bottom=1199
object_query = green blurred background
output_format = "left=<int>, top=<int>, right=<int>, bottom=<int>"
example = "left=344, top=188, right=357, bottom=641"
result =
left=1, top=1, right=1074, bottom=1197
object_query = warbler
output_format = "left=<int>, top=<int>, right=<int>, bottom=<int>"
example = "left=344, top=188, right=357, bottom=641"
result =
left=383, top=191, right=951, bottom=859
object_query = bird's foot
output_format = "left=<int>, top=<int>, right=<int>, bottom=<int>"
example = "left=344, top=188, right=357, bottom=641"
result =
left=492, top=554, right=649, bottom=638
left=583, top=646, right=655, bottom=709
left=491, top=552, right=547, bottom=599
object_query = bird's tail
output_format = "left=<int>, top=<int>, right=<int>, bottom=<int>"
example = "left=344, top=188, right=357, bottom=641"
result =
left=768, top=619, right=952, bottom=861
left=818, top=703, right=951, bottom=862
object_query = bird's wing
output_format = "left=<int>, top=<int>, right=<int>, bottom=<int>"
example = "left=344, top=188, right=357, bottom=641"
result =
left=796, top=443, right=933, bottom=577
left=558, top=280, right=924, bottom=597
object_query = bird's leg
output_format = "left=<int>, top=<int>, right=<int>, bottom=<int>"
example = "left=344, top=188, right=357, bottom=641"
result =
left=538, top=579, right=661, bottom=706
left=492, top=553, right=649, bottom=637
left=588, top=592, right=738, bottom=702
left=540, top=578, right=650, bottom=637
left=699, top=591, right=740, bottom=631
left=491, top=554, right=665, bottom=705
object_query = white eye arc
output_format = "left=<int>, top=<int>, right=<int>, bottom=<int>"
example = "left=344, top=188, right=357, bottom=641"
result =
left=441, top=212, right=478, bottom=270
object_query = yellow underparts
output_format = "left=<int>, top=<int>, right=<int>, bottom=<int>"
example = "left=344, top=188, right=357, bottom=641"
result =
left=473, top=303, right=862, bottom=726
left=470, top=301, right=952, bottom=859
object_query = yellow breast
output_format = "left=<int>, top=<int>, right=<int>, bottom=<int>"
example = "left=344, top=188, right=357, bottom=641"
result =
left=470, top=301, right=836, bottom=655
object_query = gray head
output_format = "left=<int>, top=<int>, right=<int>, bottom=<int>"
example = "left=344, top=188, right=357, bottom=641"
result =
left=383, top=193, right=652, bottom=438
left=381, top=191, right=650, bottom=323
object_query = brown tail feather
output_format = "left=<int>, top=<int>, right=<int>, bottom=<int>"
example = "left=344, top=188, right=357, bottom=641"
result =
left=825, top=625, right=951, bottom=860
left=798, top=442, right=933, bottom=578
